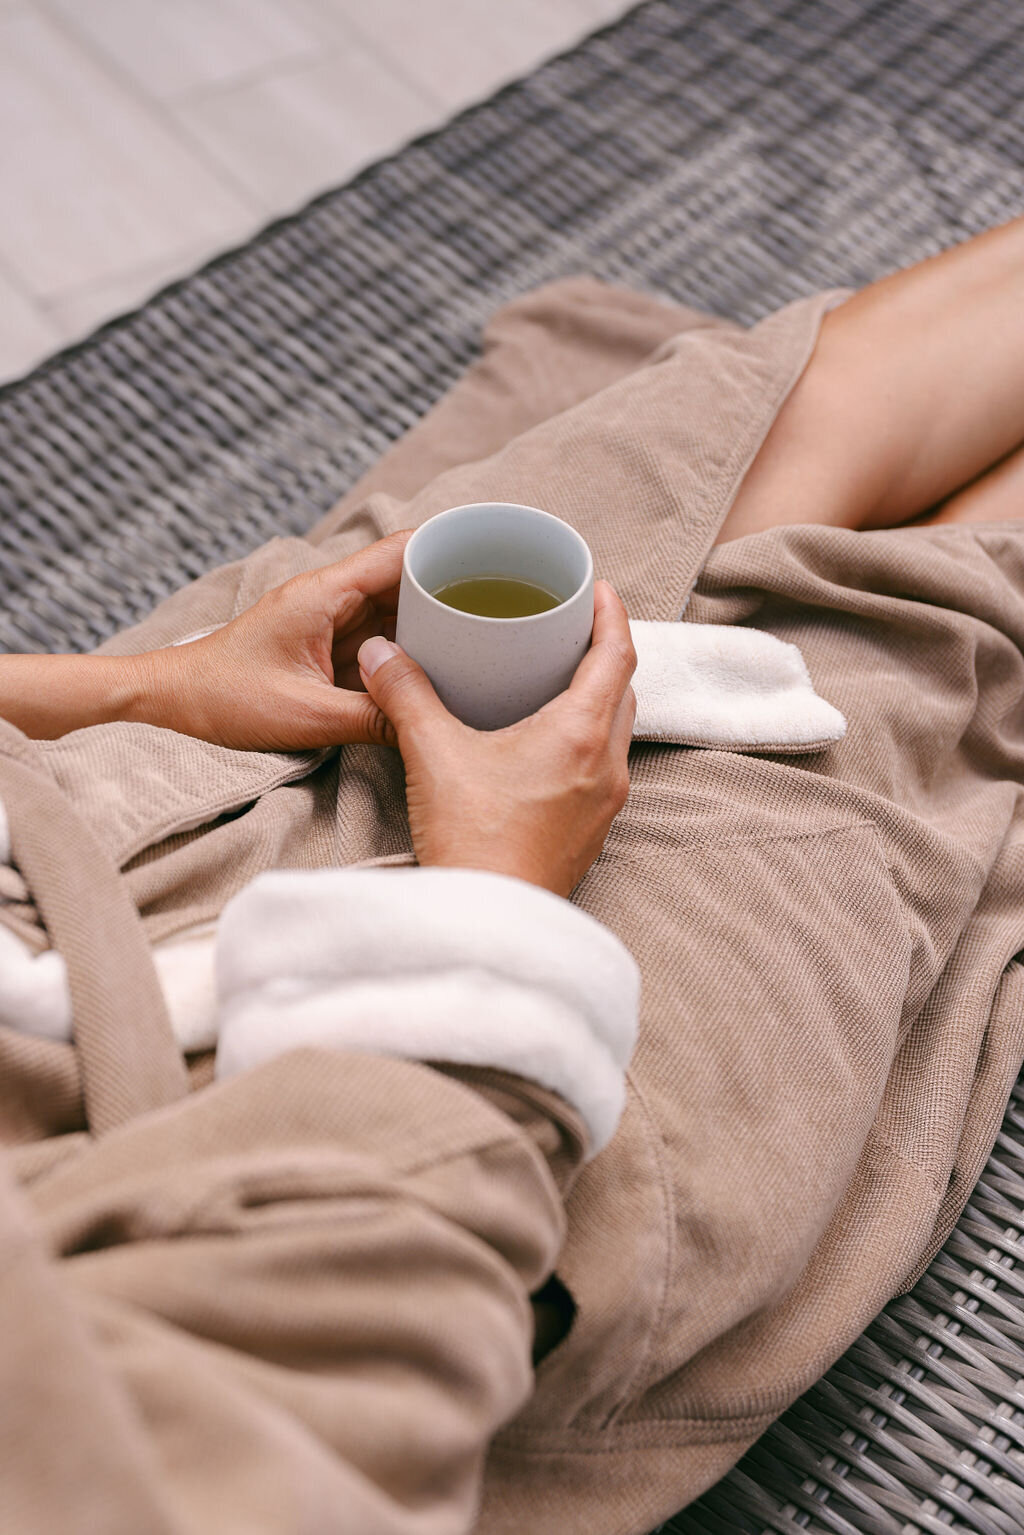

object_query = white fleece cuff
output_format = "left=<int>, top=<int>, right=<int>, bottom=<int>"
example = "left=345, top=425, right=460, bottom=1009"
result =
left=630, top=620, right=846, bottom=751
left=215, top=867, right=640, bottom=1155
left=0, top=922, right=72, bottom=1043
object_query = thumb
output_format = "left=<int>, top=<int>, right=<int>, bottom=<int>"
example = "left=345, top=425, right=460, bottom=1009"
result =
left=357, top=637, right=450, bottom=741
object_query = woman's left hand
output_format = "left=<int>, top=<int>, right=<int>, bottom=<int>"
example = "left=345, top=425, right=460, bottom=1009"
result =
left=135, top=531, right=412, bottom=750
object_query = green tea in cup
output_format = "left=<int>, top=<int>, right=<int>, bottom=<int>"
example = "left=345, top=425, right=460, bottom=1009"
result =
left=431, top=574, right=563, bottom=618
left=397, top=501, right=594, bottom=729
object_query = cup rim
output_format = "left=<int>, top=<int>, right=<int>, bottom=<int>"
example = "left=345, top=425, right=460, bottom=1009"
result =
left=402, top=502, right=594, bottom=623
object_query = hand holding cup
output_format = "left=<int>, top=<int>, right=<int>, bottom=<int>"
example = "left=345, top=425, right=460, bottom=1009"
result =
left=358, top=579, right=636, bottom=898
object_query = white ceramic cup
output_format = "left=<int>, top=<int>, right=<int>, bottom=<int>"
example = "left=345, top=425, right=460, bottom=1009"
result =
left=395, top=502, right=595, bottom=730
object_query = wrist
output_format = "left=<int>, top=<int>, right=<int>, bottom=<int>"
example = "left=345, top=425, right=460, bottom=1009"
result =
left=114, top=647, right=190, bottom=733
left=425, top=846, right=563, bottom=898
left=0, top=650, right=175, bottom=739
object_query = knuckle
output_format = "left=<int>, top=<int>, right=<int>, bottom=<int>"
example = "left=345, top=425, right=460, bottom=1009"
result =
left=557, top=713, right=593, bottom=755
left=259, top=580, right=288, bottom=613
left=283, top=567, right=314, bottom=596
left=569, top=726, right=605, bottom=773
left=567, top=717, right=595, bottom=753
left=606, top=636, right=637, bottom=674
left=366, top=705, right=397, bottom=747
left=266, top=573, right=311, bottom=617
left=376, top=659, right=416, bottom=699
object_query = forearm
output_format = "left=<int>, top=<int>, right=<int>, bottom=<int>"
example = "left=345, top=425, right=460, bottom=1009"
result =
left=0, top=652, right=170, bottom=738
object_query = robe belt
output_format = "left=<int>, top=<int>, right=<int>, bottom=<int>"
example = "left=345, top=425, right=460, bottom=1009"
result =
left=0, top=718, right=187, bottom=1136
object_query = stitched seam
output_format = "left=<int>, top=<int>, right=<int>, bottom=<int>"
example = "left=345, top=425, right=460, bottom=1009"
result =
left=620, top=817, right=876, bottom=857
left=864, top=1129, right=947, bottom=1195
left=494, top=1411, right=776, bottom=1451
left=398, top=1127, right=548, bottom=1182
left=600, top=1068, right=676, bottom=1429
left=113, top=748, right=332, bottom=867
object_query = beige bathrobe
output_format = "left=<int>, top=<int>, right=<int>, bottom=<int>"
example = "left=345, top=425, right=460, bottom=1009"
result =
left=1, top=277, right=1023, bottom=1535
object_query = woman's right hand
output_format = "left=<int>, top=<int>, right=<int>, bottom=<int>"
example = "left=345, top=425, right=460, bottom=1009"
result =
left=357, top=581, right=636, bottom=898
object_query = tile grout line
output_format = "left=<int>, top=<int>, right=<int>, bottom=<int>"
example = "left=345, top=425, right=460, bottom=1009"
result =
left=0, top=246, right=60, bottom=324
left=168, top=17, right=444, bottom=117
left=312, top=11, right=451, bottom=116
left=4, top=0, right=614, bottom=353
left=0, top=10, right=63, bottom=329
left=8, top=0, right=491, bottom=346
left=166, top=60, right=447, bottom=241
left=32, top=0, right=270, bottom=221
left=168, top=41, right=348, bottom=110
left=334, top=5, right=597, bottom=120
left=166, top=33, right=448, bottom=197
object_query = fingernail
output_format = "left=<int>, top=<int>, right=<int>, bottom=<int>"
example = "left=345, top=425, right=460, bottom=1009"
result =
left=358, top=636, right=400, bottom=677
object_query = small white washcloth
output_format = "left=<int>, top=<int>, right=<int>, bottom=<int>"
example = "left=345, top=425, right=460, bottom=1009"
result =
left=629, top=621, right=846, bottom=754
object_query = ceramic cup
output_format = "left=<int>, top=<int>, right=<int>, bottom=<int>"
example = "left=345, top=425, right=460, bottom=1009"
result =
left=395, top=502, right=595, bottom=730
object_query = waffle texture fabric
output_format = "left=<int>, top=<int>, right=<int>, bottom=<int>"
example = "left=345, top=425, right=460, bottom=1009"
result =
left=0, top=279, right=1023, bottom=1535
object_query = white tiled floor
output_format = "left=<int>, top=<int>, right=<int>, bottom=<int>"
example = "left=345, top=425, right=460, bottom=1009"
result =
left=0, top=0, right=634, bottom=384
left=174, top=38, right=436, bottom=210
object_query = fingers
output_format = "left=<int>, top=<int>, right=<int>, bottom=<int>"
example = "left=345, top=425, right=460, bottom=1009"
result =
left=284, top=682, right=399, bottom=748
left=564, top=580, right=637, bottom=724
left=329, top=691, right=399, bottom=748
left=357, top=637, right=453, bottom=742
left=311, top=530, right=414, bottom=611
left=332, top=609, right=398, bottom=685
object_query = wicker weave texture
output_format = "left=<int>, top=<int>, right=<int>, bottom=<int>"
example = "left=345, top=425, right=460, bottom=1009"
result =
left=668, top=1086, right=1024, bottom=1535
left=2, top=3, right=1024, bottom=1532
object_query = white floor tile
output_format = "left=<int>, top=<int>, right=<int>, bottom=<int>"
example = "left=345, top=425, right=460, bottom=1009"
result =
left=315, top=0, right=598, bottom=113
left=0, top=9, right=258, bottom=300
left=175, top=43, right=440, bottom=212
left=568, top=0, right=637, bottom=27
left=45, top=0, right=321, bottom=101
left=1, top=0, right=638, bottom=377
left=0, top=267, right=61, bottom=383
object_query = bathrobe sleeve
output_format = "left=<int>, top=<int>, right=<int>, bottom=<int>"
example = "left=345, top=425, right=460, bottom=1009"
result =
left=3, top=1050, right=579, bottom=1535
left=213, top=865, right=639, bottom=1156
left=0, top=850, right=639, bottom=1535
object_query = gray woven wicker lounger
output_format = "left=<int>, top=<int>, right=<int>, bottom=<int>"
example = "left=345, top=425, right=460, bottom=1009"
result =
left=3, top=1, right=1024, bottom=1530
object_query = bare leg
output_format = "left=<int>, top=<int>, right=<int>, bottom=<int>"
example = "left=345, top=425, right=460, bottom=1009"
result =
left=912, top=438, right=1024, bottom=527
left=717, top=215, right=1024, bottom=544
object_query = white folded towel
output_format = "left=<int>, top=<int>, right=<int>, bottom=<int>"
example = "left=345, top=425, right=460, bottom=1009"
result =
left=629, top=621, right=846, bottom=753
